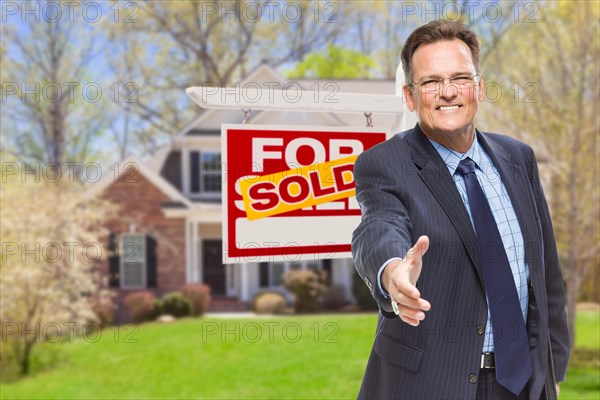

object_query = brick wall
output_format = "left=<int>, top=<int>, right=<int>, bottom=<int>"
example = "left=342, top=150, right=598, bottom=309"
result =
left=97, top=166, right=186, bottom=322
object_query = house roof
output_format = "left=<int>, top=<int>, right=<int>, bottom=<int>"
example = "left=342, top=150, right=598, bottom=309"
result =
left=98, top=65, right=407, bottom=201
left=145, top=145, right=171, bottom=174
left=86, top=155, right=193, bottom=208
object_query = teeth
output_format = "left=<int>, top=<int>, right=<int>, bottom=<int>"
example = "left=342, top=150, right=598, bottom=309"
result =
left=439, top=105, right=459, bottom=110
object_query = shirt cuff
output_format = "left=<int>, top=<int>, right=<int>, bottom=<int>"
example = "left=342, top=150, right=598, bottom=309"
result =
left=377, top=257, right=403, bottom=299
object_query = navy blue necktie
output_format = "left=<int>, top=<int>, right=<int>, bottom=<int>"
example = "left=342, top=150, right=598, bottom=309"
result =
left=456, top=158, right=532, bottom=396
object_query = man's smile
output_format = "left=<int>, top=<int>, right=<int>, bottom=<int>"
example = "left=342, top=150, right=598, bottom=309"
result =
left=436, top=104, right=462, bottom=111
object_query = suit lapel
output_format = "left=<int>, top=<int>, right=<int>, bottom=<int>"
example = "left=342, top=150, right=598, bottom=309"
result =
left=476, top=132, right=540, bottom=274
left=405, top=126, right=484, bottom=285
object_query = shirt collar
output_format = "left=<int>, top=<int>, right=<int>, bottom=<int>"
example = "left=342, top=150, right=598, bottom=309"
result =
left=428, top=132, right=483, bottom=176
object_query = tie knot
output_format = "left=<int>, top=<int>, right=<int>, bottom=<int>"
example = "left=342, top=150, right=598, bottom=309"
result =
left=456, top=158, right=476, bottom=177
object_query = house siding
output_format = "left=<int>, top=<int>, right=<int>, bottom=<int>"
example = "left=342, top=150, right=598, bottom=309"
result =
left=98, top=166, right=186, bottom=322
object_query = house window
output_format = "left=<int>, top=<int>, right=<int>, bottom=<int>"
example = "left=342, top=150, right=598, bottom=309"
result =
left=120, top=234, right=146, bottom=288
left=270, top=262, right=285, bottom=287
left=189, top=150, right=221, bottom=195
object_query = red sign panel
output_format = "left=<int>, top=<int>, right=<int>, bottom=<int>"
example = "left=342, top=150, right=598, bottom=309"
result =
left=222, top=124, right=388, bottom=263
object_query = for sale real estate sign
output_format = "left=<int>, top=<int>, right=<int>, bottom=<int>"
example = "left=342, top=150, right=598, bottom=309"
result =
left=222, top=124, right=389, bottom=263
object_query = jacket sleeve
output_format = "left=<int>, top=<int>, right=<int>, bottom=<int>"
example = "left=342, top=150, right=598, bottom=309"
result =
left=351, top=149, right=413, bottom=318
left=526, top=146, right=571, bottom=382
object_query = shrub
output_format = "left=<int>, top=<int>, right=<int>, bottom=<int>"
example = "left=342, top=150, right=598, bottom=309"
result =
left=321, top=286, right=347, bottom=311
left=151, top=298, right=164, bottom=320
left=90, top=295, right=115, bottom=327
left=124, top=291, right=156, bottom=323
left=182, top=284, right=211, bottom=317
left=161, top=292, right=191, bottom=318
left=352, top=270, right=379, bottom=310
left=253, top=291, right=287, bottom=314
left=282, top=269, right=327, bottom=313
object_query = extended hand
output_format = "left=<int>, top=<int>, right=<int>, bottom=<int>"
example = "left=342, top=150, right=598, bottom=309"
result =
left=383, top=235, right=431, bottom=326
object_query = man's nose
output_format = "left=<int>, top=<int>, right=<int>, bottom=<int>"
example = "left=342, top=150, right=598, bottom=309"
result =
left=439, top=79, right=460, bottom=99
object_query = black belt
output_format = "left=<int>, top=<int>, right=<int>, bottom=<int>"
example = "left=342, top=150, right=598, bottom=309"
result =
left=480, top=352, right=495, bottom=369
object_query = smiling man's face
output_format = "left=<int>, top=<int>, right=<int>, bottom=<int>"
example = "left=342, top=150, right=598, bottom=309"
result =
left=404, top=39, right=485, bottom=152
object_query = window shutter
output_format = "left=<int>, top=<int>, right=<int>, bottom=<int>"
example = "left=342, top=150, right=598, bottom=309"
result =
left=190, top=151, right=200, bottom=193
left=259, top=262, right=269, bottom=288
left=108, top=233, right=120, bottom=288
left=322, top=259, right=332, bottom=286
left=146, top=235, right=157, bottom=287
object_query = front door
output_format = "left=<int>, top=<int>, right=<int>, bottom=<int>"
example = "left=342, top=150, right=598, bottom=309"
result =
left=202, top=240, right=226, bottom=296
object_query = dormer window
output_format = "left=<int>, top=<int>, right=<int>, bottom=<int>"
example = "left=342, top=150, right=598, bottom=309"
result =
left=190, top=151, right=221, bottom=196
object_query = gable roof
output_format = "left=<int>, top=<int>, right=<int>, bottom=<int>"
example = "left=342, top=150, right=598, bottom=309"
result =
left=86, top=155, right=193, bottom=208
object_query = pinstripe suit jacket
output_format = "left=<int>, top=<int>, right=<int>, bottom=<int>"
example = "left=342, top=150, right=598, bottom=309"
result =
left=351, top=125, right=570, bottom=400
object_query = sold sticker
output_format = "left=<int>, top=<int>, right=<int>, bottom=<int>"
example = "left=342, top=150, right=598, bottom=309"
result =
left=240, top=155, right=358, bottom=220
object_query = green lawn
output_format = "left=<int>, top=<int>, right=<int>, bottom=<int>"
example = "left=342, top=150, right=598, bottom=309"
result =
left=1, top=311, right=598, bottom=399
left=560, top=310, right=600, bottom=400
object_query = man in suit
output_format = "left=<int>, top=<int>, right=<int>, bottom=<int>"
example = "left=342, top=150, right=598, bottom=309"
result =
left=352, top=20, right=570, bottom=399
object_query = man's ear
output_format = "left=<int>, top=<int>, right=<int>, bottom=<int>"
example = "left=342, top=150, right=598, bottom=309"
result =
left=403, top=84, right=416, bottom=112
left=477, top=76, right=485, bottom=102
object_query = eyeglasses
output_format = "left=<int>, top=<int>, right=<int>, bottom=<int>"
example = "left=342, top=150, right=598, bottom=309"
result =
left=408, top=74, right=480, bottom=92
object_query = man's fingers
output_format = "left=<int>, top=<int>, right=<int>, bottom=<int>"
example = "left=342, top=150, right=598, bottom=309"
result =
left=395, top=276, right=421, bottom=300
left=396, top=303, right=426, bottom=321
left=390, top=235, right=431, bottom=325
left=406, top=235, right=429, bottom=263
left=400, top=315, right=420, bottom=326
left=393, top=291, right=431, bottom=311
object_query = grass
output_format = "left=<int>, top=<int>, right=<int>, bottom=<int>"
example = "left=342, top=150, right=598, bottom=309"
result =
left=1, top=311, right=598, bottom=399
left=1, top=314, right=374, bottom=399
left=560, top=310, right=600, bottom=400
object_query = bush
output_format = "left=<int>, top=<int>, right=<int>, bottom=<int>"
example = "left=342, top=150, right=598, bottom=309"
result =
left=124, top=291, right=156, bottom=323
left=253, top=291, right=287, bottom=314
left=352, top=270, right=379, bottom=310
left=151, top=298, right=163, bottom=320
left=182, top=284, right=211, bottom=317
left=282, top=269, right=327, bottom=313
left=161, top=292, right=191, bottom=318
left=321, top=286, right=347, bottom=311
left=90, top=295, right=115, bottom=327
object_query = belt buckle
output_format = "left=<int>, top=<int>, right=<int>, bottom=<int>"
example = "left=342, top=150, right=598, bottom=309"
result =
left=480, top=352, right=495, bottom=369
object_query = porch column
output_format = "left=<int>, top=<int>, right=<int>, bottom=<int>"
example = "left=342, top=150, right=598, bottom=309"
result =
left=240, top=263, right=249, bottom=301
left=341, top=258, right=354, bottom=302
left=185, top=219, right=191, bottom=283
left=192, top=220, right=201, bottom=283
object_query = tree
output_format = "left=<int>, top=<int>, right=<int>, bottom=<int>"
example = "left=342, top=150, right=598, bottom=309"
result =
left=286, top=44, right=378, bottom=79
left=0, top=172, right=116, bottom=377
left=1, top=0, right=108, bottom=166
left=480, top=1, right=600, bottom=345
left=101, top=0, right=349, bottom=155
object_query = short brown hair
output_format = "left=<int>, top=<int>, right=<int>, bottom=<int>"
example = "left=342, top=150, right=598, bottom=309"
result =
left=401, top=20, right=481, bottom=84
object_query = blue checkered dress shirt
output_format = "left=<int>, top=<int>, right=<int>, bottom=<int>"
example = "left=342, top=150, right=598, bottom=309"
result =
left=430, top=134, right=529, bottom=352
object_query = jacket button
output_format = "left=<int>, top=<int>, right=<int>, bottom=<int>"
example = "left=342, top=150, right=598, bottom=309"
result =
left=468, top=373, right=478, bottom=384
left=476, top=324, right=485, bottom=335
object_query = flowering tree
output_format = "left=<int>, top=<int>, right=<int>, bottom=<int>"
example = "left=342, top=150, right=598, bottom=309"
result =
left=0, top=171, right=115, bottom=377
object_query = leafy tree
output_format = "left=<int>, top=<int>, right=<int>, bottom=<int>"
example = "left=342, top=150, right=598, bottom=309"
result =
left=287, top=44, right=378, bottom=79
left=480, top=1, right=599, bottom=345
left=1, top=0, right=108, bottom=166
left=102, top=0, right=349, bottom=155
